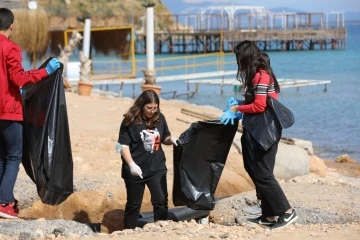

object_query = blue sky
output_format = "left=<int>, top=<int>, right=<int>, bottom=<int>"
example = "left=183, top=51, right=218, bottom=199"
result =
left=162, top=0, right=360, bottom=14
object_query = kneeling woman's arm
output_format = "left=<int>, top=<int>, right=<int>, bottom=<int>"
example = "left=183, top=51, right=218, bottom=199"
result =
left=163, top=136, right=179, bottom=146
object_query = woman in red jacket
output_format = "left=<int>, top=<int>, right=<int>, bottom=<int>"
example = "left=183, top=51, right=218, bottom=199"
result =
left=225, top=40, right=298, bottom=229
left=0, top=8, right=60, bottom=219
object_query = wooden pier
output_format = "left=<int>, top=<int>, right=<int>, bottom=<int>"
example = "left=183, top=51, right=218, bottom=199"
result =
left=134, top=10, right=347, bottom=54
left=90, top=71, right=331, bottom=99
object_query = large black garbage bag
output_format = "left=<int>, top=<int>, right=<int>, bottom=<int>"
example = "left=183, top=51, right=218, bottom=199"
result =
left=242, top=96, right=295, bottom=151
left=267, top=97, right=295, bottom=129
left=21, top=58, right=73, bottom=205
left=173, top=120, right=238, bottom=210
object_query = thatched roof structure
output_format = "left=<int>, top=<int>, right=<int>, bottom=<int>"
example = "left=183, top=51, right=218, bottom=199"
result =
left=4, top=1, right=138, bottom=63
left=10, top=8, right=49, bottom=64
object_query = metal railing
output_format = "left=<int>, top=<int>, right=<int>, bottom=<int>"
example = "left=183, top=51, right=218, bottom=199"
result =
left=91, top=52, right=235, bottom=78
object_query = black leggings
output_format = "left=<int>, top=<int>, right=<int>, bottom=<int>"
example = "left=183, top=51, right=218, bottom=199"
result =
left=241, top=130, right=291, bottom=217
left=124, top=170, right=168, bottom=229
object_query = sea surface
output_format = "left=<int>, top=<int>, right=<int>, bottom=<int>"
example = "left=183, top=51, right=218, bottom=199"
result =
left=23, top=25, right=360, bottom=161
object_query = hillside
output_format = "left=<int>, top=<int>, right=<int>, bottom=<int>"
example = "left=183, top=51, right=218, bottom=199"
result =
left=36, top=0, right=172, bottom=29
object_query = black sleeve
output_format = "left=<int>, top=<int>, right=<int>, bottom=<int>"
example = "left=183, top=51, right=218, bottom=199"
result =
left=118, top=120, right=132, bottom=146
left=161, top=113, right=171, bottom=143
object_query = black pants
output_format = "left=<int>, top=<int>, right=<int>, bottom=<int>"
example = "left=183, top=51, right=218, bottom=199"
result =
left=124, top=170, right=168, bottom=229
left=241, top=130, right=290, bottom=217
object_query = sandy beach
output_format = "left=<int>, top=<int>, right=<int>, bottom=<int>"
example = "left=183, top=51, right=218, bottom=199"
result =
left=1, top=91, right=360, bottom=240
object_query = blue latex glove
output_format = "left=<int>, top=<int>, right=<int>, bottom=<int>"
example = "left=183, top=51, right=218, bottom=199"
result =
left=225, top=97, right=244, bottom=111
left=235, top=111, right=242, bottom=120
left=219, top=110, right=237, bottom=125
left=227, top=97, right=238, bottom=107
left=20, top=88, right=26, bottom=95
left=45, top=58, right=61, bottom=75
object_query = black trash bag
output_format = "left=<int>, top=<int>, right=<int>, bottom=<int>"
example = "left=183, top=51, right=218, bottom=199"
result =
left=267, top=97, right=295, bottom=129
left=242, top=96, right=295, bottom=151
left=173, top=120, right=238, bottom=210
left=21, top=57, right=73, bottom=205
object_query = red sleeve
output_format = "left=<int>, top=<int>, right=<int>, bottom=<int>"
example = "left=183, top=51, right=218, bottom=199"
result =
left=238, top=71, right=270, bottom=113
left=7, top=44, right=48, bottom=88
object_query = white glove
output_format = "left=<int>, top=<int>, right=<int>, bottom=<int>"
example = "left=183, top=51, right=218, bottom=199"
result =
left=171, top=137, right=179, bottom=146
left=128, top=161, right=143, bottom=179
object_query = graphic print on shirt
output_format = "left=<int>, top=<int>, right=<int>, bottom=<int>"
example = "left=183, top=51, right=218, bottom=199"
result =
left=140, top=128, right=160, bottom=153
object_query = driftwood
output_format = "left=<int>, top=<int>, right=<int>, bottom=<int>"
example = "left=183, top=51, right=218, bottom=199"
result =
left=57, top=31, right=83, bottom=88
left=180, top=108, right=295, bottom=145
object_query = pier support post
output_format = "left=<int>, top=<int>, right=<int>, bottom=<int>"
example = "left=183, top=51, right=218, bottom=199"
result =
left=145, top=4, right=155, bottom=72
left=83, top=19, right=91, bottom=59
left=141, top=2, right=162, bottom=95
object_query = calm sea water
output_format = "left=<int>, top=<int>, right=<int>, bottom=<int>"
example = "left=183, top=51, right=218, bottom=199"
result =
left=23, top=25, right=360, bottom=161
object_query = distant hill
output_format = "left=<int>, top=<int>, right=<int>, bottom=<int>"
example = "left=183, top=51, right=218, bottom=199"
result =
left=35, top=0, right=172, bottom=28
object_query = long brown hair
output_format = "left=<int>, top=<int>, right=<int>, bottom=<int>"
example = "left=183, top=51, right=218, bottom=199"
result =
left=234, top=40, right=280, bottom=94
left=123, top=90, right=160, bottom=128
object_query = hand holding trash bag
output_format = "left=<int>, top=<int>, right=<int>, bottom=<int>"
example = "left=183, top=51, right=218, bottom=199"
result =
left=170, top=137, right=179, bottom=146
left=128, top=161, right=143, bottom=179
left=45, top=58, right=61, bottom=75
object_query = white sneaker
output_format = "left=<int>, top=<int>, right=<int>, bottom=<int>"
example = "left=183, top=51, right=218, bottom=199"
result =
left=271, top=209, right=298, bottom=229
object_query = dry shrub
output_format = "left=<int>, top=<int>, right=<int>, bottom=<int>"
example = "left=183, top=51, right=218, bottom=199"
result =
left=49, top=30, right=67, bottom=56
left=11, top=8, right=49, bottom=63
left=91, top=28, right=131, bottom=59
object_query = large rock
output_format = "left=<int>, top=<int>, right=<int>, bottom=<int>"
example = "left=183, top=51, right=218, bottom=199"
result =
left=274, top=141, right=310, bottom=179
left=335, top=154, right=356, bottom=163
left=233, top=133, right=310, bottom=180
left=292, top=138, right=314, bottom=155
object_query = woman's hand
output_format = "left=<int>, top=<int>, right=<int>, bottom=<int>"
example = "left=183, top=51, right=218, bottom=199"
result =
left=164, top=136, right=179, bottom=146
left=229, top=105, right=239, bottom=113
left=121, top=147, right=143, bottom=178
left=170, top=137, right=179, bottom=146
left=128, top=161, right=143, bottom=179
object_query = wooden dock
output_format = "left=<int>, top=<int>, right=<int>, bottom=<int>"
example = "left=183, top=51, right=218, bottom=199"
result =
left=134, top=11, right=347, bottom=54
left=90, top=71, right=331, bottom=98
left=188, top=78, right=331, bottom=94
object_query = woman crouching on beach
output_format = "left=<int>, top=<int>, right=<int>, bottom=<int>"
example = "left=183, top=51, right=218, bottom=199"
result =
left=117, top=90, right=178, bottom=229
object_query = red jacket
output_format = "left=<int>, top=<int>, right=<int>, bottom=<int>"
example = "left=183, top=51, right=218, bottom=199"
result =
left=238, top=70, right=278, bottom=113
left=0, top=34, right=48, bottom=121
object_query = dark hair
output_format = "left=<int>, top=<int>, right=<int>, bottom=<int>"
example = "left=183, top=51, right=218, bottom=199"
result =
left=123, top=90, right=160, bottom=128
left=261, top=52, right=270, bottom=66
left=234, top=41, right=280, bottom=93
left=0, top=8, right=14, bottom=31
